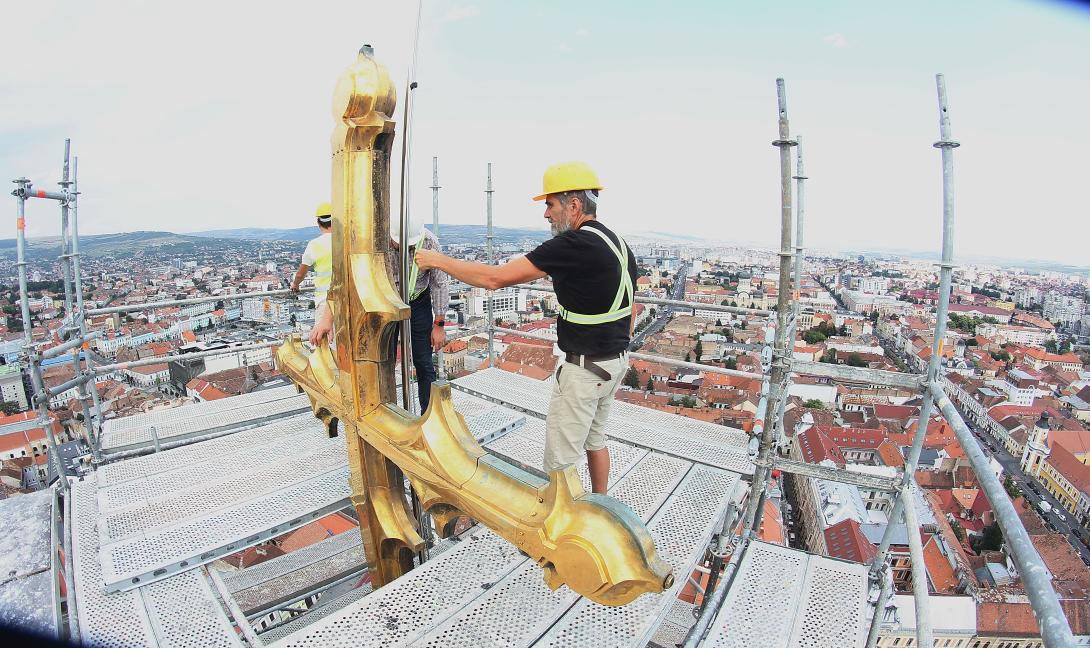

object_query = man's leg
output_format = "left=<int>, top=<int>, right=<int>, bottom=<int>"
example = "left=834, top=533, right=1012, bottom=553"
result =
left=410, top=296, right=437, bottom=413
left=586, top=447, right=610, bottom=495
left=543, top=364, right=602, bottom=487
left=583, top=354, right=628, bottom=494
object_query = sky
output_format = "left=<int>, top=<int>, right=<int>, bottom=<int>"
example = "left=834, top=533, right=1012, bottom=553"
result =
left=2, top=0, right=1089, bottom=266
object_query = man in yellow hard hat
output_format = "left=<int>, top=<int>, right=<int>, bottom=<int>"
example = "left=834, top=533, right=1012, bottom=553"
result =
left=292, top=202, right=333, bottom=343
left=415, top=161, right=635, bottom=494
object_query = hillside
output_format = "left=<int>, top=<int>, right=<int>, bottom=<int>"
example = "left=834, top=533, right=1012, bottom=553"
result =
left=0, top=231, right=260, bottom=261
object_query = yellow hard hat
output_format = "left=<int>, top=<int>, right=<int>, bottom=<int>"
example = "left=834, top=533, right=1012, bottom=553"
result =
left=315, top=202, right=332, bottom=218
left=532, top=161, right=604, bottom=201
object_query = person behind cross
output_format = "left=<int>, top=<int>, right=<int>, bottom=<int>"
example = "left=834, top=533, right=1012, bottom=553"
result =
left=414, top=161, right=635, bottom=494
left=390, top=221, right=450, bottom=413
left=292, top=202, right=333, bottom=342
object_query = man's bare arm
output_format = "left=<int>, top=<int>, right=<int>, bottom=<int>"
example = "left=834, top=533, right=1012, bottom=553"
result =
left=416, top=250, right=545, bottom=290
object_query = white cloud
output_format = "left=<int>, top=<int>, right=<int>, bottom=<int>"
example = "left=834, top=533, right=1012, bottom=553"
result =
left=823, top=33, right=847, bottom=48
left=575, top=27, right=590, bottom=37
left=553, top=42, right=572, bottom=53
left=444, top=5, right=480, bottom=22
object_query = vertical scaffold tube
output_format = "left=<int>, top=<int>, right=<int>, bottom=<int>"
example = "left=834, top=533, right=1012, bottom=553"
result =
left=13, top=179, right=69, bottom=492
left=744, top=78, right=795, bottom=532
left=485, top=163, right=495, bottom=367
left=431, top=156, right=446, bottom=381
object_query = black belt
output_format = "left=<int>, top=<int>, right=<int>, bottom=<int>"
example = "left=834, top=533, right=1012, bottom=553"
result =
left=564, top=351, right=624, bottom=381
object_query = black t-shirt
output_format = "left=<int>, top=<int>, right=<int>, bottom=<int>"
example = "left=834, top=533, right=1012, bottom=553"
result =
left=524, top=220, right=638, bottom=356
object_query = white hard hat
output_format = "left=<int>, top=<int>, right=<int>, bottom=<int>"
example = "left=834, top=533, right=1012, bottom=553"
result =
left=391, top=220, right=425, bottom=246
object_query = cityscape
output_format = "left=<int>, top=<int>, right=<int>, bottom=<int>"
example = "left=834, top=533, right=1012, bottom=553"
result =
left=2, top=217, right=1089, bottom=645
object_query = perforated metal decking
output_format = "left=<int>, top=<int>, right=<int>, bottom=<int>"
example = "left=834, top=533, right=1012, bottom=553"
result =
left=70, top=373, right=872, bottom=647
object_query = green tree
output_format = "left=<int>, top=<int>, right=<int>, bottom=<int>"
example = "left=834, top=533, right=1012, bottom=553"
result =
left=846, top=352, right=867, bottom=368
left=723, top=357, right=738, bottom=370
left=684, top=352, right=691, bottom=362
left=645, top=376, right=655, bottom=392
left=0, top=401, right=21, bottom=415
left=674, top=395, right=697, bottom=408
left=819, top=349, right=837, bottom=364
left=991, top=350, right=1011, bottom=362
left=971, top=523, right=1004, bottom=552
left=950, top=519, right=966, bottom=542
left=1003, top=476, right=1022, bottom=500
left=869, top=310, right=879, bottom=323
left=802, top=399, right=825, bottom=410
left=694, top=340, right=703, bottom=360
left=623, top=367, right=641, bottom=389
left=803, top=329, right=827, bottom=345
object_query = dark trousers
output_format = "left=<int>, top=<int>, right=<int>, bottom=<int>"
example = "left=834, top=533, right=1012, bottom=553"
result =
left=390, top=289, right=437, bottom=413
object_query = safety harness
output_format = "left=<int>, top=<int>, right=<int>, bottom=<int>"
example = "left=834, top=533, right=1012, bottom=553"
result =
left=557, top=226, right=633, bottom=325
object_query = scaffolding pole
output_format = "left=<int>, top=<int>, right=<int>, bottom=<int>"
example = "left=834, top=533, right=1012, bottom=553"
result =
left=743, top=78, right=795, bottom=533
left=772, top=135, right=807, bottom=446
left=931, top=384, right=1075, bottom=646
left=12, top=178, right=69, bottom=492
left=86, top=287, right=313, bottom=316
left=432, top=156, right=447, bottom=381
left=485, top=163, right=495, bottom=367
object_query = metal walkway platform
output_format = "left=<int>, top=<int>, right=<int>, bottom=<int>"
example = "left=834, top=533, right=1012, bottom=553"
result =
left=705, top=540, right=872, bottom=648
left=96, top=413, right=350, bottom=592
left=68, top=370, right=777, bottom=647
left=223, top=528, right=366, bottom=617
left=268, top=384, right=747, bottom=647
left=454, top=368, right=755, bottom=475
left=100, top=385, right=311, bottom=452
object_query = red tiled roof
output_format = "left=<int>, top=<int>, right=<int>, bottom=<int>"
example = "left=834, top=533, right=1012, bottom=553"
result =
left=876, top=441, right=905, bottom=468
left=977, top=600, right=1090, bottom=636
left=1045, top=442, right=1090, bottom=495
left=922, top=536, right=959, bottom=592
left=824, top=519, right=876, bottom=563
left=796, top=426, right=845, bottom=467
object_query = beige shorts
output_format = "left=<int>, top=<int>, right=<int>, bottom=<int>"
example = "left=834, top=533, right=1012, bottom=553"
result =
left=542, top=354, right=628, bottom=473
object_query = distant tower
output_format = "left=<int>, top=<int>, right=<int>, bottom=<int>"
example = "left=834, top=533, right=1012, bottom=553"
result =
left=1020, top=412, right=1051, bottom=478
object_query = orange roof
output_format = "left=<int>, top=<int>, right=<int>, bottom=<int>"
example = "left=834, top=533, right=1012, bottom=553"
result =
left=950, top=488, right=978, bottom=510
left=757, top=500, right=784, bottom=544
left=1045, top=442, right=1090, bottom=495
left=922, top=536, right=959, bottom=592
left=978, top=600, right=1090, bottom=636
left=876, top=441, right=905, bottom=468
left=824, top=519, right=877, bottom=563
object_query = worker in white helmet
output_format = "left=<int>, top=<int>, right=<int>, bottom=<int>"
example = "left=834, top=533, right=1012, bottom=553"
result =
left=293, top=202, right=333, bottom=344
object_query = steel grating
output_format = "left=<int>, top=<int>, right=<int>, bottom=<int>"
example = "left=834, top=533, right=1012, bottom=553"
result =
left=224, top=529, right=362, bottom=594
left=455, top=368, right=754, bottom=475
left=141, top=569, right=242, bottom=647
left=95, top=412, right=323, bottom=486
left=257, top=581, right=373, bottom=644
left=534, top=464, right=741, bottom=647
left=228, top=534, right=366, bottom=617
left=98, top=418, right=331, bottom=511
left=102, top=385, right=300, bottom=434
left=72, top=475, right=158, bottom=647
left=414, top=451, right=694, bottom=648
left=272, top=530, right=525, bottom=647
left=100, top=465, right=351, bottom=592
left=706, top=541, right=870, bottom=648
left=99, top=442, right=346, bottom=543
left=649, top=599, right=699, bottom=648
left=101, top=392, right=312, bottom=451
left=485, top=416, right=650, bottom=493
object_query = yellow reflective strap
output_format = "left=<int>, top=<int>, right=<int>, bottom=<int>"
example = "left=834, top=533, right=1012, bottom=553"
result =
left=557, top=227, right=634, bottom=325
left=407, top=259, right=424, bottom=301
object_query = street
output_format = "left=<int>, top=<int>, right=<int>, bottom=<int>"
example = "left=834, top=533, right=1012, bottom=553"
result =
left=872, top=325, right=1090, bottom=564
left=952, top=401, right=1090, bottom=565
left=630, top=262, right=689, bottom=350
